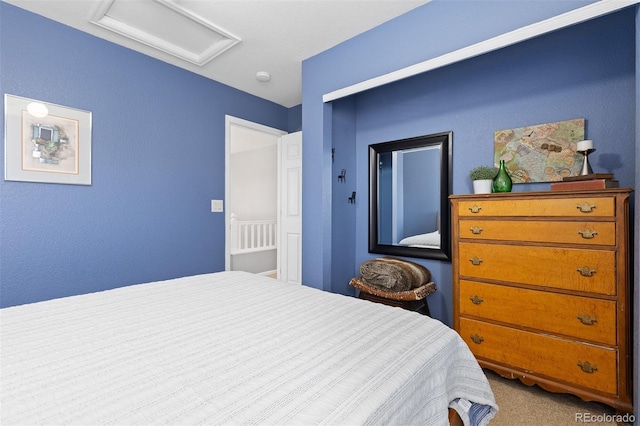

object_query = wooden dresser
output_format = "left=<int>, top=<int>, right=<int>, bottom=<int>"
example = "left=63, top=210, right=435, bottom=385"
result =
left=450, top=189, right=633, bottom=413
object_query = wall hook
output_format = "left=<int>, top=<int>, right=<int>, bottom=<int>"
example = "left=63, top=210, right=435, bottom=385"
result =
left=338, top=169, right=346, bottom=182
left=348, top=191, right=356, bottom=204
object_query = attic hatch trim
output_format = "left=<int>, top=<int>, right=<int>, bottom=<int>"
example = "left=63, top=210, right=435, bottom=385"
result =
left=90, top=0, right=241, bottom=67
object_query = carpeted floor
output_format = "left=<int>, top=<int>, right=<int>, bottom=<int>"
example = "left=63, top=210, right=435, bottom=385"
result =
left=485, top=370, right=633, bottom=425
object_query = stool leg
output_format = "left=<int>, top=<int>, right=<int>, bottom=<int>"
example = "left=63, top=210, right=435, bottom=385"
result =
left=421, top=300, right=431, bottom=316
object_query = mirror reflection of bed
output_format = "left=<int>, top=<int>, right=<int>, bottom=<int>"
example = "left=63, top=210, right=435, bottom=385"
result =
left=398, top=212, right=440, bottom=248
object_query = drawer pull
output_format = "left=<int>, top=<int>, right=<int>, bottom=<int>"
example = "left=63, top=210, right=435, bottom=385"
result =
left=470, top=334, right=484, bottom=344
left=577, top=228, right=598, bottom=239
left=577, top=313, right=597, bottom=325
left=577, top=361, right=598, bottom=374
left=577, top=202, right=596, bottom=213
left=469, top=295, right=484, bottom=305
left=468, top=204, right=482, bottom=214
left=469, top=226, right=483, bottom=235
left=577, top=266, right=597, bottom=277
left=469, top=256, right=483, bottom=266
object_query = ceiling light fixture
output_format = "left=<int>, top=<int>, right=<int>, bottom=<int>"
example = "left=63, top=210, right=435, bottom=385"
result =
left=256, top=71, right=271, bottom=82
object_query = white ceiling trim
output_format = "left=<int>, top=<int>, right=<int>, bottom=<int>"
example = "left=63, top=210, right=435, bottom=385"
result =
left=323, top=0, right=639, bottom=103
left=90, top=0, right=241, bottom=67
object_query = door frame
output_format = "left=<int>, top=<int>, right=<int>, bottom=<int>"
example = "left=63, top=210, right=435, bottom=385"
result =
left=224, top=115, right=287, bottom=272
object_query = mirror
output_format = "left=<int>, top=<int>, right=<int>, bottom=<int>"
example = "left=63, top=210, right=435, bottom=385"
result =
left=369, top=131, right=452, bottom=260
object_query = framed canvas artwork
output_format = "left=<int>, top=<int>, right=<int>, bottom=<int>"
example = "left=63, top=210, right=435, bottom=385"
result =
left=494, top=118, right=585, bottom=183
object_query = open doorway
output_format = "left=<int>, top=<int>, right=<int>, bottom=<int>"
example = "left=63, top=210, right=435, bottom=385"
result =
left=225, top=116, right=286, bottom=277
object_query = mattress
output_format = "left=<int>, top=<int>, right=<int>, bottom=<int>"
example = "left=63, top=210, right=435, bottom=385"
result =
left=1, top=271, right=497, bottom=425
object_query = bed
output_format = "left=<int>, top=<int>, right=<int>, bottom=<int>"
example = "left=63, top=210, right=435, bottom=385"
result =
left=399, top=230, right=441, bottom=248
left=0, top=271, right=497, bottom=425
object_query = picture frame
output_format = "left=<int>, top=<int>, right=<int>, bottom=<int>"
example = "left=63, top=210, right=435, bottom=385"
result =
left=4, top=94, right=92, bottom=185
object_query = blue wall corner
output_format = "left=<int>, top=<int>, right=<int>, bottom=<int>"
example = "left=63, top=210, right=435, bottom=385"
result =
left=288, top=104, right=302, bottom=132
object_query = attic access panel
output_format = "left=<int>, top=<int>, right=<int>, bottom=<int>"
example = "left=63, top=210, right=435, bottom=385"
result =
left=91, top=0, right=241, bottom=66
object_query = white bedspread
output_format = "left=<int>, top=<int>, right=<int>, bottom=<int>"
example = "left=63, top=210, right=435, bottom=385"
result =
left=399, top=231, right=441, bottom=248
left=1, top=271, right=497, bottom=425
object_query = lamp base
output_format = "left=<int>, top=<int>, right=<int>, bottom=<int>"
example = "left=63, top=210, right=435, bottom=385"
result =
left=578, top=148, right=595, bottom=176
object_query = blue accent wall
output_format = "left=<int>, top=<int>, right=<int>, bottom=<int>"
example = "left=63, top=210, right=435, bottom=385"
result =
left=302, top=0, right=604, bottom=294
left=378, top=152, right=393, bottom=243
left=331, top=97, right=357, bottom=294
left=402, top=149, right=439, bottom=238
left=303, top=1, right=638, bottom=412
left=355, top=8, right=635, bottom=318
left=0, top=3, right=293, bottom=307
left=288, top=104, right=302, bottom=132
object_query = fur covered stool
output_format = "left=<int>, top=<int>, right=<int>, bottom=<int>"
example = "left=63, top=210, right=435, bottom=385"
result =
left=350, top=257, right=437, bottom=316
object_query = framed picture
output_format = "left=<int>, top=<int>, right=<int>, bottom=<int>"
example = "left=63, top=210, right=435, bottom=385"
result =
left=4, top=94, right=92, bottom=185
left=494, top=118, right=585, bottom=183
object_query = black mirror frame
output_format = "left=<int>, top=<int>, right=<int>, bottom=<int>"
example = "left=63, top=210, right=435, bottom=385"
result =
left=368, top=131, right=452, bottom=261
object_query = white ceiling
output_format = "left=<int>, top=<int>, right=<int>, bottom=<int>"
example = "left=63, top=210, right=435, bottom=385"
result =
left=3, top=0, right=430, bottom=107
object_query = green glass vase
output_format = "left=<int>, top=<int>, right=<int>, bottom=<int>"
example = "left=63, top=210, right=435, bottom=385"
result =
left=493, top=160, right=512, bottom=193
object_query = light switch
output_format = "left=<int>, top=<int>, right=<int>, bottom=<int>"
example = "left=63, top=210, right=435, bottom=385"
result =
left=211, top=200, right=223, bottom=212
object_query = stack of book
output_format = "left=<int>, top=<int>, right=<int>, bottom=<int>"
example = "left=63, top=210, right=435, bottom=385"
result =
left=551, top=173, right=618, bottom=191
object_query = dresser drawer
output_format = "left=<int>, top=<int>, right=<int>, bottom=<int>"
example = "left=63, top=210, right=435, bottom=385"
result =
left=459, top=280, right=616, bottom=345
left=458, top=242, right=616, bottom=295
left=459, top=318, right=617, bottom=394
left=457, top=197, right=615, bottom=218
left=458, top=219, right=616, bottom=246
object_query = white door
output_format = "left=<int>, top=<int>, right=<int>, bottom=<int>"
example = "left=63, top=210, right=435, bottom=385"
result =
left=278, top=132, right=302, bottom=284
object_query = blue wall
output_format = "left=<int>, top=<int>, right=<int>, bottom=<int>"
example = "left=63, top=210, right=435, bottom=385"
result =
left=301, top=0, right=604, bottom=295
left=402, top=149, right=439, bottom=238
left=351, top=8, right=635, bottom=320
left=0, top=3, right=294, bottom=307
left=305, top=0, right=636, bottom=313
left=331, top=97, right=357, bottom=294
left=288, top=104, right=303, bottom=132
left=375, top=149, right=440, bottom=244
left=303, top=1, right=637, bottom=413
